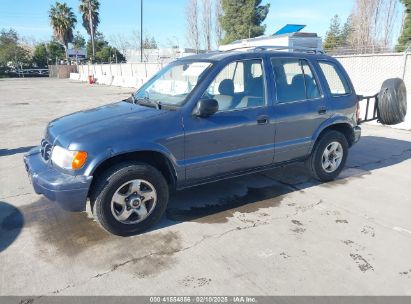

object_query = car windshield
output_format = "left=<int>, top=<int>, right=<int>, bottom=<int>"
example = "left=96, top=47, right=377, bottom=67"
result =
left=133, top=61, right=213, bottom=106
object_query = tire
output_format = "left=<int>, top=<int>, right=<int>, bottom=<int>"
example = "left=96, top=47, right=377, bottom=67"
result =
left=307, top=130, right=349, bottom=182
left=90, top=162, right=169, bottom=236
left=378, top=78, right=407, bottom=125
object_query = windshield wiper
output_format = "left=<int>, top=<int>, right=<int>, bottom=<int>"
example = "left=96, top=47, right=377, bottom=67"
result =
left=142, top=91, right=162, bottom=109
left=134, top=97, right=162, bottom=109
left=131, top=93, right=136, bottom=104
left=125, top=93, right=136, bottom=104
left=148, top=98, right=162, bottom=110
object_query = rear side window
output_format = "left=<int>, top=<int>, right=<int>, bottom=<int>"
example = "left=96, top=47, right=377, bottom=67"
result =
left=271, top=58, right=321, bottom=103
left=318, top=61, right=351, bottom=96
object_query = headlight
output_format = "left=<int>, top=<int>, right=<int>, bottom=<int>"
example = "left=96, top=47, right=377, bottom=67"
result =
left=51, top=146, right=88, bottom=170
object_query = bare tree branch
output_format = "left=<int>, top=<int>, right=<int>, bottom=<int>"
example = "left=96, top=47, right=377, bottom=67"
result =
left=110, top=33, right=131, bottom=58
left=201, top=0, right=212, bottom=51
left=349, top=0, right=400, bottom=53
left=214, top=0, right=223, bottom=48
left=379, top=0, right=399, bottom=48
left=186, top=0, right=200, bottom=52
left=130, top=30, right=142, bottom=50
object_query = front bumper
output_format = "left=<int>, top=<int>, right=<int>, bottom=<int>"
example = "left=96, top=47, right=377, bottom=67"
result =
left=353, top=126, right=361, bottom=144
left=23, top=147, right=92, bottom=212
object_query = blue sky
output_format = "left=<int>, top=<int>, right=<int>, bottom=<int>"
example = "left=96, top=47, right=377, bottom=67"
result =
left=0, top=0, right=377, bottom=48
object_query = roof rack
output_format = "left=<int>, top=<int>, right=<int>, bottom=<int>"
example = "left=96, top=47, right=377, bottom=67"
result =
left=253, top=45, right=324, bottom=54
left=221, top=45, right=324, bottom=54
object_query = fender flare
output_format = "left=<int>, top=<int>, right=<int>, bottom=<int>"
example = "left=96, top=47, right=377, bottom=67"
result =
left=83, top=143, right=181, bottom=182
left=310, top=117, right=356, bottom=152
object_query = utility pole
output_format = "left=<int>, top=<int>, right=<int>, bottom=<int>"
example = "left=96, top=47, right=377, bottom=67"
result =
left=88, top=0, right=95, bottom=61
left=140, top=0, right=143, bottom=62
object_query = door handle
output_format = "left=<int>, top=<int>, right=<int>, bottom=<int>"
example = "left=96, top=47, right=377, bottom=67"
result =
left=318, top=107, right=327, bottom=115
left=257, top=115, right=269, bottom=125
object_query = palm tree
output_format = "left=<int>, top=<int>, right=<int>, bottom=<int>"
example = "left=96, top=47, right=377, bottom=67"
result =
left=49, top=2, right=77, bottom=61
left=79, top=0, right=100, bottom=60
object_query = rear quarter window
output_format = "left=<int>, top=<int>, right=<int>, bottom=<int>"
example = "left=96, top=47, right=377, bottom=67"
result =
left=318, top=61, right=351, bottom=96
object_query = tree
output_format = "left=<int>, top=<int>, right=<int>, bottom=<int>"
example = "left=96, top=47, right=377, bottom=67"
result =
left=96, top=46, right=125, bottom=63
left=214, top=0, right=223, bottom=47
left=324, top=15, right=343, bottom=51
left=86, top=32, right=125, bottom=63
left=33, top=43, right=49, bottom=68
left=47, top=40, right=66, bottom=63
left=166, top=36, right=180, bottom=49
left=131, top=30, right=142, bottom=50
left=349, top=0, right=379, bottom=53
left=202, top=0, right=212, bottom=51
left=79, top=0, right=100, bottom=60
left=396, top=0, right=411, bottom=51
left=150, top=37, right=158, bottom=49
left=0, top=28, right=31, bottom=69
left=186, top=0, right=200, bottom=52
left=110, top=33, right=131, bottom=57
left=379, top=0, right=399, bottom=49
left=142, top=36, right=158, bottom=49
left=340, top=15, right=353, bottom=45
left=49, top=2, right=77, bottom=60
left=72, top=31, right=86, bottom=50
left=220, top=0, right=270, bottom=44
left=348, top=0, right=400, bottom=53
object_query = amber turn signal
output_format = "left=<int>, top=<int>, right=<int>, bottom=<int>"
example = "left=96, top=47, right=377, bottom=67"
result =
left=71, top=151, right=88, bottom=170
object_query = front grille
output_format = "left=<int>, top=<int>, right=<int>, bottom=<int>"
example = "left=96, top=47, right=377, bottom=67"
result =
left=40, top=139, right=52, bottom=161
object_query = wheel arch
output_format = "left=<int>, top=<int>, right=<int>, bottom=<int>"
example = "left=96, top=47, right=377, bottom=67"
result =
left=88, top=150, right=178, bottom=196
left=311, top=121, right=356, bottom=152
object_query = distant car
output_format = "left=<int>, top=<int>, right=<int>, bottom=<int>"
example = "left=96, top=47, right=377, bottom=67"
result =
left=24, top=46, right=407, bottom=236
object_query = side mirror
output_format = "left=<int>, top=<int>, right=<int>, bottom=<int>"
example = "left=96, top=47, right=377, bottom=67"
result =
left=194, top=99, right=219, bottom=117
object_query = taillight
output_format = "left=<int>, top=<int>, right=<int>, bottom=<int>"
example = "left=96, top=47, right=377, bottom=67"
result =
left=356, top=102, right=361, bottom=123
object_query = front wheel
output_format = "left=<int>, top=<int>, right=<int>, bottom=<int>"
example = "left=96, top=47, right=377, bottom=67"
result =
left=307, top=130, right=348, bottom=182
left=90, top=162, right=169, bottom=236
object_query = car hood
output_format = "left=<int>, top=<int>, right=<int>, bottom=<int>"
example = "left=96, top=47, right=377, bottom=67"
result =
left=46, top=101, right=167, bottom=147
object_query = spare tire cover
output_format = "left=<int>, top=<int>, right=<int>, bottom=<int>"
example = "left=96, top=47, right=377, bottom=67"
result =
left=378, top=78, right=407, bottom=125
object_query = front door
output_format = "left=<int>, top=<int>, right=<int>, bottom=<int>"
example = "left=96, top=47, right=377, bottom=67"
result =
left=183, top=58, right=275, bottom=184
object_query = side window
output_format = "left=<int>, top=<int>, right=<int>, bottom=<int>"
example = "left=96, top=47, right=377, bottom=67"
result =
left=206, top=61, right=244, bottom=96
left=318, top=61, right=351, bottom=96
left=202, top=59, right=265, bottom=111
left=271, top=58, right=321, bottom=103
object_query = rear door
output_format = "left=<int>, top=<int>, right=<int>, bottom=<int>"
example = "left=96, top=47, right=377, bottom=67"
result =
left=270, top=57, right=330, bottom=163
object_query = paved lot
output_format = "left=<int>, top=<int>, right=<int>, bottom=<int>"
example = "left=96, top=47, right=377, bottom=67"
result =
left=1, top=78, right=411, bottom=296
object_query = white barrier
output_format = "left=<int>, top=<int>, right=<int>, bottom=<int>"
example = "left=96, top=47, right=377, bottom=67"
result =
left=77, top=62, right=164, bottom=89
left=69, top=73, right=80, bottom=80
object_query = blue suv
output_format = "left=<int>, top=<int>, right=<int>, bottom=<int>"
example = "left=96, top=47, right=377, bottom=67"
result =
left=24, top=48, right=365, bottom=235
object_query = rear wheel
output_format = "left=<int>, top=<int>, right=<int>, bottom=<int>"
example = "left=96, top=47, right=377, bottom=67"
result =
left=307, top=130, right=348, bottom=182
left=90, top=162, right=169, bottom=236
